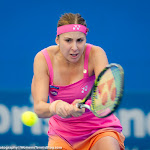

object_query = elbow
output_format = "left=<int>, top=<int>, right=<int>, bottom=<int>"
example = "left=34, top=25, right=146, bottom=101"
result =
left=33, top=103, right=43, bottom=118
left=33, top=101, right=50, bottom=118
left=34, top=106, right=40, bottom=118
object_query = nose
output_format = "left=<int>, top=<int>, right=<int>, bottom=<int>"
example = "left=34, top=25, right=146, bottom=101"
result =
left=71, top=42, right=78, bottom=51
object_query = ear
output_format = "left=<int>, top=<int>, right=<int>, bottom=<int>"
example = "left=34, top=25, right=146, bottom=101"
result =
left=55, top=37, right=59, bottom=45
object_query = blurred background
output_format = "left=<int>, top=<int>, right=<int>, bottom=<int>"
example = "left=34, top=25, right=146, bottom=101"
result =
left=0, top=0, right=150, bottom=149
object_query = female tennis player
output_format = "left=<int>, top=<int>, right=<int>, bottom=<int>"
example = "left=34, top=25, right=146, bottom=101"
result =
left=31, top=13, right=125, bottom=150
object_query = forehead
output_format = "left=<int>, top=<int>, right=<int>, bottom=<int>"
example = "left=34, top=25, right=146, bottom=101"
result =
left=60, top=32, right=86, bottom=38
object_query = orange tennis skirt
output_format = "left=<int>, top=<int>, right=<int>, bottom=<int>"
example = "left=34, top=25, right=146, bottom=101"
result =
left=48, top=129, right=125, bottom=150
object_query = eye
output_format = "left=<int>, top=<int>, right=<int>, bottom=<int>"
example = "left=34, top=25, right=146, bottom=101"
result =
left=77, top=38, right=84, bottom=42
left=65, top=38, right=72, bottom=42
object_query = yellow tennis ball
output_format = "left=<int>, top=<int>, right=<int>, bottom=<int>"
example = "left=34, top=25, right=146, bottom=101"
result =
left=21, top=111, right=38, bottom=127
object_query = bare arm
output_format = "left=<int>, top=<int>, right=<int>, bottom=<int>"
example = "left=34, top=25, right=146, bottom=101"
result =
left=90, top=46, right=109, bottom=78
left=31, top=52, right=53, bottom=118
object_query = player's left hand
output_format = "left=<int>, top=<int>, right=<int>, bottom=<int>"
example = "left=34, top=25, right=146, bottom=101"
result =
left=71, top=99, right=85, bottom=117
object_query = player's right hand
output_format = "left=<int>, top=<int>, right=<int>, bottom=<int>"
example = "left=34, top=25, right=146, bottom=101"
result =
left=49, top=100, right=74, bottom=118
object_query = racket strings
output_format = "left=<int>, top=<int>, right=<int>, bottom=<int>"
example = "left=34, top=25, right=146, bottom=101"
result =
left=94, top=97, right=119, bottom=109
left=92, top=66, right=123, bottom=117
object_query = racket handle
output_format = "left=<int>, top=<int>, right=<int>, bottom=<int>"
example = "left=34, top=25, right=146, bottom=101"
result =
left=76, top=103, right=91, bottom=110
left=76, top=103, right=82, bottom=109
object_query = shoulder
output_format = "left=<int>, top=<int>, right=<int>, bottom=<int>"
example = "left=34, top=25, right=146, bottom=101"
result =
left=46, top=45, right=59, bottom=56
left=34, top=51, right=45, bottom=64
left=33, top=45, right=58, bottom=75
left=88, top=44, right=108, bottom=77
left=88, top=44, right=108, bottom=63
left=90, top=45, right=107, bottom=57
left=33, top=51, right=48, bottom=75
left=34, top=45, right=57, bottom=64
left=33, top=46, right=55, bottom=73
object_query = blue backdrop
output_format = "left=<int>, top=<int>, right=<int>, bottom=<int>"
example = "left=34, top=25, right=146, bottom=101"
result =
left=0, top=0, right=150, bottom=149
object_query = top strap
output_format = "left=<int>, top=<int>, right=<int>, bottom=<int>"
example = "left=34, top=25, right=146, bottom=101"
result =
left=83, top=44, right=93, bottom=78
left=41, top=49, right=53, bottom=84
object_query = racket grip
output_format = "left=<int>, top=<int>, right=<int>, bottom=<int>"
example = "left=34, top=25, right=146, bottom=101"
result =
left=76, top=103, right=82, bottom=109
left=76, top=103, right=91, bottom=110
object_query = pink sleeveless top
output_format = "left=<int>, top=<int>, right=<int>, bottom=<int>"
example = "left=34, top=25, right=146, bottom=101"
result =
left=42, top=44, right=123, bottom=145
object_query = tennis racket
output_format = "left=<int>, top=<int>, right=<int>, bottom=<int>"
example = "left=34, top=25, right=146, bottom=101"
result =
left=76, top=63, right=124, bottom=118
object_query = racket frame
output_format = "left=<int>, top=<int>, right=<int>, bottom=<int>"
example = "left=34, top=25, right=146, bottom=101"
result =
left=77, top=63, right=124, bottom=118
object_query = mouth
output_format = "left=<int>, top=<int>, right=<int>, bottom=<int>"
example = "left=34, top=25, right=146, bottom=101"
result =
left=70, top=53, right=79, bottom=58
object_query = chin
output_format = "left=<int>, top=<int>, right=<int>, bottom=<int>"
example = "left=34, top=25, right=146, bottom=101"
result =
left=69, top=58, right=79, bottom=63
